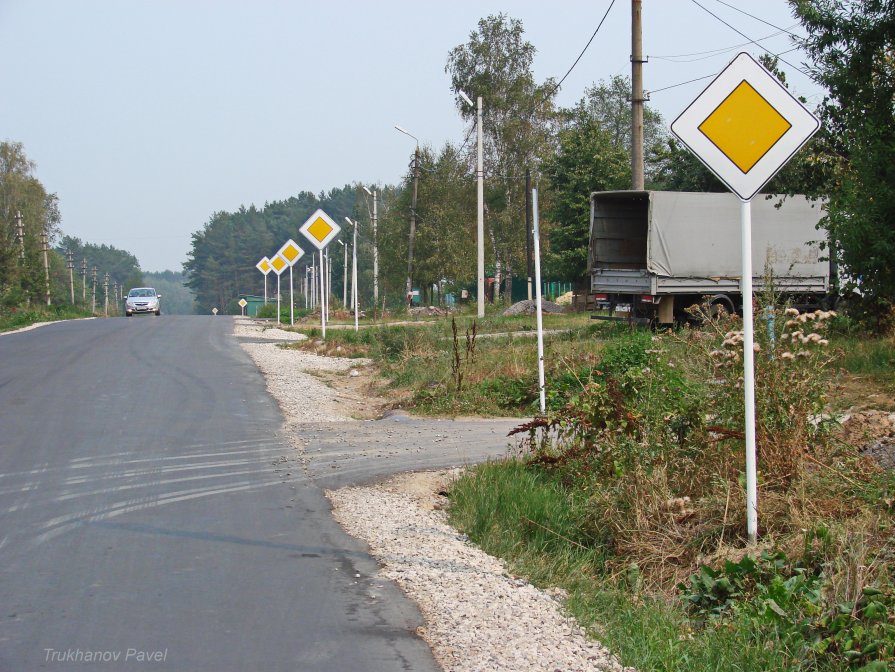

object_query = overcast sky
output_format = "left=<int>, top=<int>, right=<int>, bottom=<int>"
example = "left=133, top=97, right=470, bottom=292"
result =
left=0, top=0, right=824, bottom=272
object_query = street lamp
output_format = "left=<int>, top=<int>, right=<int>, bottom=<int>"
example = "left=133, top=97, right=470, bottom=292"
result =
left=459, top=89, right=485, bottom=318
left=362, top=186, right=379, bottom=312
left=394, top=124, right=420, bottom=306
left=344, top=217, right=359, bottom=332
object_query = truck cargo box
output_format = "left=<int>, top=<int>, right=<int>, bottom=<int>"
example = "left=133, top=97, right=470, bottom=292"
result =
left=588, top=191, right=829, bottom=323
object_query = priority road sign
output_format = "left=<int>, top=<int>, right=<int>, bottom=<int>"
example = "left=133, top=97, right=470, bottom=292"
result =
left=299, top=209, right=341, bottom=250
left=256, top=257, right=272, bottom=275
left=270, top=254, right=288, bottom=276
left=238, top=298, right=247, bottom=308
left=669, top=51, right=822, bottom=546
left=670, top=52, right=820, bottom=202
left=277, top=239, right=305, bottom=266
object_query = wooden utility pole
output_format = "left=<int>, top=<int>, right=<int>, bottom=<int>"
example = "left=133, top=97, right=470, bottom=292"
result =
left=631, top=0, right=645, bottom=190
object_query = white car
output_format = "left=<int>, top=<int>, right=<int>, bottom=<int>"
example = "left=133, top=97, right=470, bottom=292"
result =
left=125, top=287, right=161, bottom=316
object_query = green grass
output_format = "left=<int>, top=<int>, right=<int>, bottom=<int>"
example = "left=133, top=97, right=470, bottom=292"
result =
left=0, top=305, right=94, bottom=332
left=286, top=313, right=612, bottom=416
left=837, top=336, right=895, bottom=378
left=448, top=460, right=801, bottom=672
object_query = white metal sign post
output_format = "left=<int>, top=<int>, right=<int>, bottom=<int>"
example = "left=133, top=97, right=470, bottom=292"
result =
left=532, top=187, right=546, bottom=415
left=671, top=52, right=820, bottom=544
left=270, top=254, right=288, bottom=324
left=256, top=257, right=272, bottom=305
left=299, top=209, right=341, bottom=339
left=276, top=239, right=305, bottom=326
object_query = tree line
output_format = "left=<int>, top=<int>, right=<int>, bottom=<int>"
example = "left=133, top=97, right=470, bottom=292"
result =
left=186, top=5, right=895, bottom=328
left=0, top=141, right=144, bottom=312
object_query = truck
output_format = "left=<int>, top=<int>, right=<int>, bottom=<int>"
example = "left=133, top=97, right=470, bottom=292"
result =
left=587, top=190, right=829, bottom=325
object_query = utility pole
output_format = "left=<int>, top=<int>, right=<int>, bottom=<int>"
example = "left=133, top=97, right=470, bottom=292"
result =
left=631, top=0, right=645, bottom=190
left=40, top=229, right=50, bottom=306
left=103, top=273, right=109, bottom=317
left=91, top=266, right=97, bottom=313
left=80, top=259, right=88, bottom=303
left=407, top=147, right=419, bottom=303
left=526, top=169, right=532, bottom=300
left=66, top=249, right=75, bottom=303
left=363, top=188, right=379, bottom=310
left=341, top=240, right=348, bottom=308
left=14, top=210, right=25, bottom=262
left=476, top=95, right=485, bottom=318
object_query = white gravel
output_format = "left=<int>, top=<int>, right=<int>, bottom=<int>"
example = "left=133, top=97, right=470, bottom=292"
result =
left=236, top=318, right=368, bottom=423
left=232, top=317, right=309, bottom=341
left=235, top=316, right=631, bottom=672
left=329, top=483, right=631, bottom=672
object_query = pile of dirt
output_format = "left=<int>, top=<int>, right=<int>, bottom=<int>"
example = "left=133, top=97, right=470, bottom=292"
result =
left=839, top=410, right=895, bottom=469
left=503, top=299, right=565, bottom=316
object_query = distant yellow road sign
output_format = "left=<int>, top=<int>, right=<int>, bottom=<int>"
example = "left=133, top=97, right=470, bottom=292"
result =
left=238, top=298, right=248, bottom=308
left=256, top=257, right=272, bottom=275
left=277, top=239, right=305, bottom=266
left=299, top=209, right=341, bottom=250
left=670, top=52, right=819, bottom=201
left=270, top=254, right=288, bottom=276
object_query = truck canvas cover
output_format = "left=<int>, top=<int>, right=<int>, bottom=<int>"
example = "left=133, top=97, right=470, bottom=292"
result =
left=590, top=191, right=826, bottom=281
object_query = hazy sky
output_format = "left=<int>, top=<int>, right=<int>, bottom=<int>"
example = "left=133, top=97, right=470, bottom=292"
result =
left=0, top=0, right=824, bottom=272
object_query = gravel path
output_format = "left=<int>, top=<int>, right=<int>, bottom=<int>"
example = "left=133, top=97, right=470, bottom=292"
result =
left=235, top=316, right=631, bottom=671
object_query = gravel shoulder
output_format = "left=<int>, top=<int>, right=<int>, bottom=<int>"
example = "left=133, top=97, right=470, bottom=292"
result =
left=234, top=316, right=631, bottom=671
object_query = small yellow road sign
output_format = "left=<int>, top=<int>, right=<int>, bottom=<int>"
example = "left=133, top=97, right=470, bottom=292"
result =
left=270, top=254, right=288, bottom=276
left=277, top=239, right=305, bottom=267
left=256, top=257, right=272, bottom=275
left=670, top=52, right=819, bottom=201
left=238, top=298, right=248, bottom=308
left=299, top=209, right=341, bottom=250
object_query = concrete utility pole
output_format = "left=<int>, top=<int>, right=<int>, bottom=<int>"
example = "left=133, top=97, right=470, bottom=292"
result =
left=14, top=210, right=25, bottom=262
left=92, top=266, right=98, bottom=313
left=103, top=273, right=109, bottom=317
left=80, top=259, right=88, bottom=303
left=631, top=0, right=645, bottom=190
left=526, top=169, right=532, bottom=300
left=66, top=249, right=75, bottom=304
left=407, top=146, right=419, bottom=301
left=363, top=187, right=379, bottom=310
left=40, top=229, right=50, bottom=306
left=394, top=125, right=420, bottom=305
left=340, top=240, right=348, bottom=308
left=475, top=96, right=485, bottom=317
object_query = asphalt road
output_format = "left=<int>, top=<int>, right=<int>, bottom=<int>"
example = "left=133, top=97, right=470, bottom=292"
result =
left=0, top=316, right=440, bottom=671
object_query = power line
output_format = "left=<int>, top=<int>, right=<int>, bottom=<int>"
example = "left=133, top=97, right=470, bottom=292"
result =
left=688, top=0, right=809, bottom=76
left=650, top=25, right=798, bottom=63
left=708, top=0, right=803, bottom=39
left=542, top=0, right=617, bottom=100
left=650, top=73, right=716, bottom=95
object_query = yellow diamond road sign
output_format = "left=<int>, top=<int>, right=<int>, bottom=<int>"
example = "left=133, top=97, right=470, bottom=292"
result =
left=256, top=257, right=272, bottom=275
left=238, top=298, right=248, bottom=308
left=269, top=254, right=288, bottom=276
left=299, top=209, right=341, bottom=250
left=277, top=239, right=305, bottom=267
left=671, top=52, right=820, bottom=201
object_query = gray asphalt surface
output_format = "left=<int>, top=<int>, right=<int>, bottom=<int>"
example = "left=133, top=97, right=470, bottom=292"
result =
left=296, top=414, right=524, bottom=491
left=0, top=316, right=441, bottom=671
